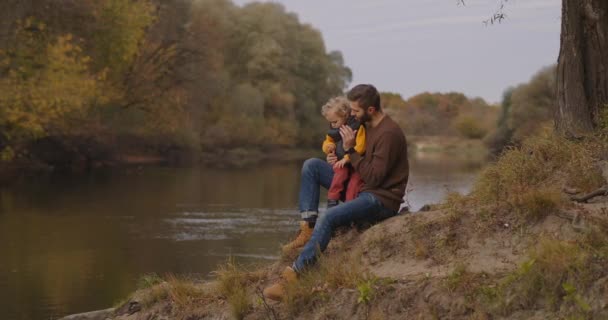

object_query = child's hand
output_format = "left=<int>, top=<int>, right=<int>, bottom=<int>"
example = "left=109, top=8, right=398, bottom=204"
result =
left=327, top=151, right=337, bottom=165
left=333, top=158, right=348, bottom=169
left=326, top=143, right=336, bottom=154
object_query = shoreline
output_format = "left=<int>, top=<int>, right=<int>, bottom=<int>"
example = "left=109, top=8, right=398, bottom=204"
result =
left=0, top=148, right=323, bottom=186
left=0, top=136, right=489, bottom=186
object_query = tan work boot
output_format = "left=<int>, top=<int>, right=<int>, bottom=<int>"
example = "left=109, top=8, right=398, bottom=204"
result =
left=263, top=266, right=297, bottom=301
left=281, top=221, right=313, bottom=254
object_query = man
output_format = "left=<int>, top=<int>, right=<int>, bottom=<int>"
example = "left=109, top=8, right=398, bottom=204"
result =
left=264, top=84, right=409, bottom=301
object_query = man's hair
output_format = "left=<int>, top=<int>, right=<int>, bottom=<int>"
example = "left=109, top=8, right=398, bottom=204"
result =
left=321, top=96, right=350, bottom=118
left=347, top=84, right=381, bottom=110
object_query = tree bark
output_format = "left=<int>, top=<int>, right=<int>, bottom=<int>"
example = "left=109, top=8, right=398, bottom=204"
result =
left=555, top=0, right=608, bottom=137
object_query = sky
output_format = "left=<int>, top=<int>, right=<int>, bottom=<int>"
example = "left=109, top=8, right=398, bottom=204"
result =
left=231, top=0, right=561, bottom=104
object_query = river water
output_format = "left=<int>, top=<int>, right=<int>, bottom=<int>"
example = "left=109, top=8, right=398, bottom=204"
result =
left=0, top=153, right=484, bottom=319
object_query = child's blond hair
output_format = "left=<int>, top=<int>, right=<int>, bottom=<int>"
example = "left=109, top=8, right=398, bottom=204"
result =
left=321, top=96, right=350, bottom=118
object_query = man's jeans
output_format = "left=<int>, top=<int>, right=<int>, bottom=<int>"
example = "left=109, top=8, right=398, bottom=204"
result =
left=294, top=157, right=397, bottom=271
left=298, top=158, right=334, bottom=219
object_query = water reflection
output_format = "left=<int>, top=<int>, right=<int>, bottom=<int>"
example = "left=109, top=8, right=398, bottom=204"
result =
left=0, top=154, right=484, bottom=319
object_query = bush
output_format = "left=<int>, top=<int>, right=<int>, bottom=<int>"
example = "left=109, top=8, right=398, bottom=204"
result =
left=473, top=133, right=602, bottom=214
left=455, top=116, right=488, bottom=139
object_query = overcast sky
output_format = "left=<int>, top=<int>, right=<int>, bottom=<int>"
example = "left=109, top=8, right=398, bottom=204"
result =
left=231, top=0, right=561, bottom=103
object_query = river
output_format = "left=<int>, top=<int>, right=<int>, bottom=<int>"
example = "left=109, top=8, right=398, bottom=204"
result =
left=0, top=153, right=484, bottom=319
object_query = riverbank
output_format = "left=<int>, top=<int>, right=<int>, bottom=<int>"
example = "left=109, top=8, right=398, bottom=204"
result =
left=62, top=194, right=608, bottom=320
left=408, top=135, right=488, bottom=158
left=1, top=152, right=485, bottom=319
left=0, top=134, right=486, bottom=185
left=58, top=133, right=608, bottom=319
left=0, top=147, right=322, bottom=186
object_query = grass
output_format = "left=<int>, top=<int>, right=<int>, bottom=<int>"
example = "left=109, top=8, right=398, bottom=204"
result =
left=285, top=248, right=370, bottom=316
left=110, top=131, right=608, bottom=319
left=455, top=131, right=605, bottom=228
left=407, top=198, right=470, bottom=262
left=444, top=264, right=470, bottom=293
left=215, top=257, right=257, bottom=320
left=165, top=274, right=209, bottom=308
left=365, top=224, right=396, bottom=260
left=475, top=231, right=608, bottom=319
left=423, top=131, right=608, bottom=318
left=477, top=132, right=602, bottom=196
left=357, top=277, right=378, bottom=304
left=134, top=274, right=210, bottom=311
left=137, top=273, right=163, bottom=289
left=139, top=282, right=170, bottom=308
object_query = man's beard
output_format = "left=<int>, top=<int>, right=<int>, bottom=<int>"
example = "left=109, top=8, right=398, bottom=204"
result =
left=358, top=112, right=372, bottom=123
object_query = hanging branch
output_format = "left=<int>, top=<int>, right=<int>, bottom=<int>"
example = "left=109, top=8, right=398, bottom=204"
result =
left=458, top=0, right=510, bottom=25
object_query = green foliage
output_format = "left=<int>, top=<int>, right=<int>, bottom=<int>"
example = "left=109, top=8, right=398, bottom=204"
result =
left=357, top=277, right=378, bottom=304
left=187, top=0, right=350, bottom=150
left=137, top=273, right=163, bottom=289
left=508, top=65, right=556, bottom=141
left=562, top=282, right=591, bottom=313
left=1, top=0, right=352, bottom=166
left=486, top=66, right=556, bottom=153
left=455, top=116, right=489, bottom=139
left=91, top=0, right=156, bottom=76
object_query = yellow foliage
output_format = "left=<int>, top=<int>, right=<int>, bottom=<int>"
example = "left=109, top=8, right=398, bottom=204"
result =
left=0, top=26, right=101, bottom=142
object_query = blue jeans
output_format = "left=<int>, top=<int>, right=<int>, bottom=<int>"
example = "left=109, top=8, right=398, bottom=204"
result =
left=298, top=158, right=334, bottom=219
left=293, top=191, right=396, bottom=272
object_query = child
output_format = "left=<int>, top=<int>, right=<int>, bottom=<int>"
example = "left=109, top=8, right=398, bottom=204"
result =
left=321, top=97, right=366, bottom=208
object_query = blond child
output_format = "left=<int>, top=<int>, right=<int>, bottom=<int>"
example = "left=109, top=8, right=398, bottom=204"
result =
left=321, top=97, right=366, bottom=208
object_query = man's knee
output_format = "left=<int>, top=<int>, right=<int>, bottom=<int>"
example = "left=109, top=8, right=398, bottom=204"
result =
left=301, top=158, right=324, bottom=176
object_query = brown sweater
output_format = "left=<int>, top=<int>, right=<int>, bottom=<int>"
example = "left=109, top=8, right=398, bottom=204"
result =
left=350, top=115, right=409, bottom=212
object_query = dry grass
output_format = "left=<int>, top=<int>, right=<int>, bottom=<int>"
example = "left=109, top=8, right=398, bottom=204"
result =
left=137, top=273, right=164, bottom=289
left=414, top=240, right=429, bottom=259
left=476, top=231, right=608, bottom=319
left=285, top=248, right=370, bottom=316
left=165, top=274, right=209, bottom=308
left=408, top=199, right=470, bottom=262
left=139, top=282, right=170, bottom=308
left=465, top=132, right=604, bottom=227
left=214, top=257, right=259, bottom=320
left=445, top=264, right=474, bottom=293
left=134, top=274, right=211, bottom=311
left=114, top=132, right=608, bottom=320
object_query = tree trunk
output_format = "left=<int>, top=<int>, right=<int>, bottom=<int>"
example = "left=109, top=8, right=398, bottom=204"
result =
left=555, top=0, right=608, bottom=137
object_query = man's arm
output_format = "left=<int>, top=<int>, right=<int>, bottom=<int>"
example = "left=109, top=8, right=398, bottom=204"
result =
left=350, top=133, right=398, bottom=188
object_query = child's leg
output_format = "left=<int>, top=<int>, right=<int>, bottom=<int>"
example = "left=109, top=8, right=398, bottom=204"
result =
left=328, top=166, right=349, bottom=201
left=345, top=170, right=364, bottom=201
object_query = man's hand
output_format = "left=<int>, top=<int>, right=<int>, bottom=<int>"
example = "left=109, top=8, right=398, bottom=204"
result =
left=326, top=151, right=337, bottom=165
left=339, top=125, right=357, bottom=150
left=333, top=158, right=348, bottom=169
